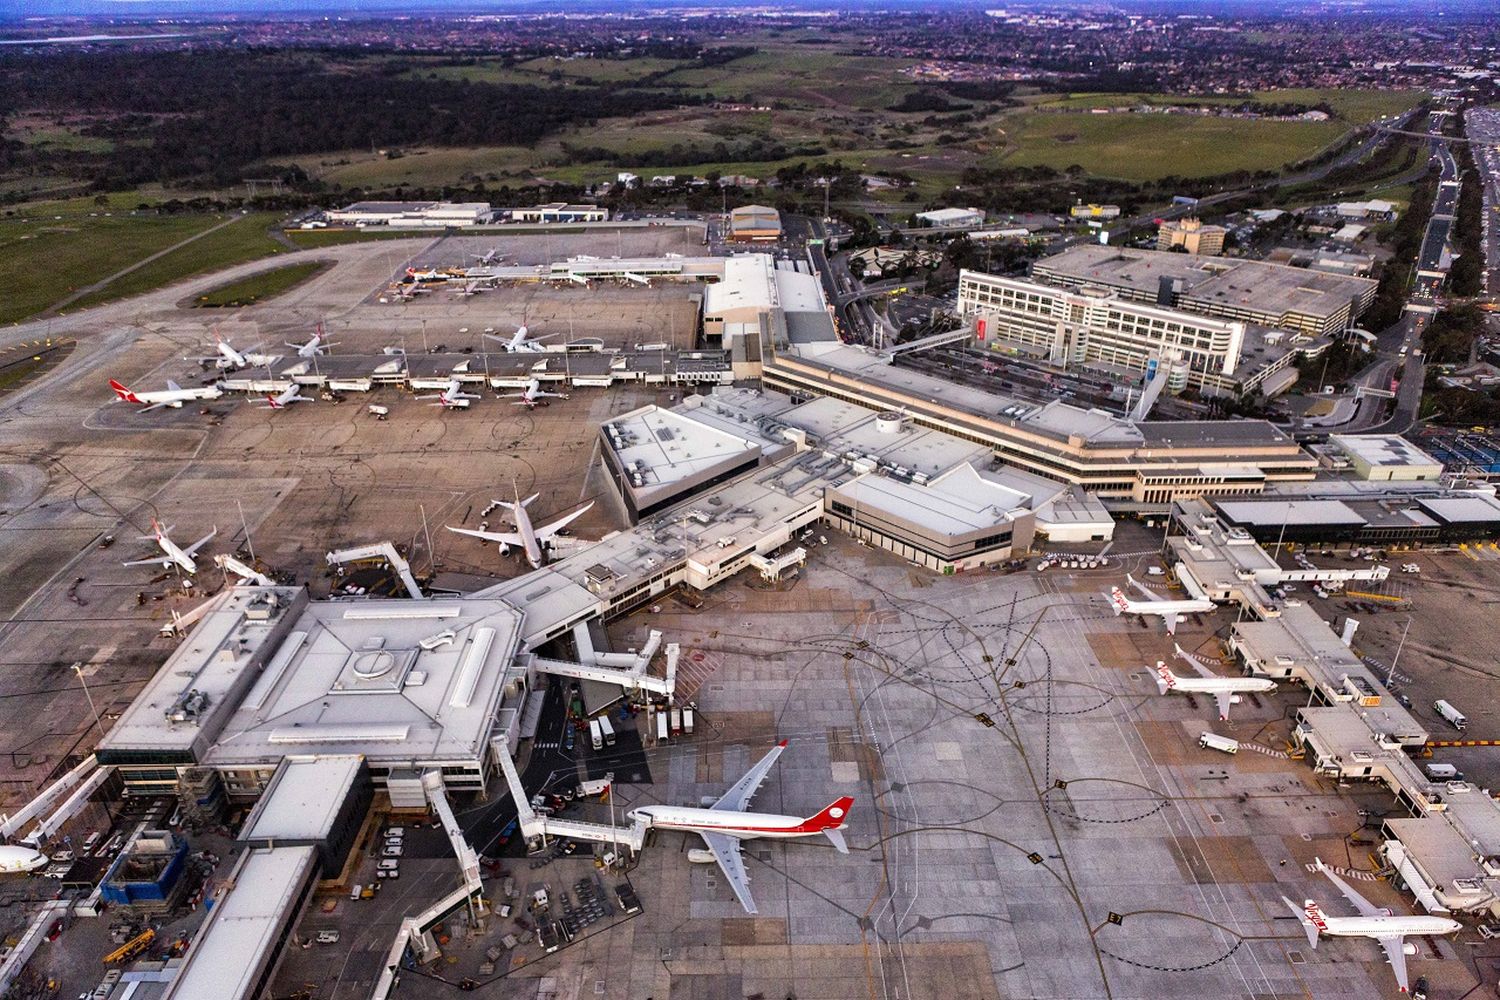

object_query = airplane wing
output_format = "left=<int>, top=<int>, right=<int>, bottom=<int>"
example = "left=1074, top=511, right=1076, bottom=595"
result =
left=1128, top=574, right=1159, bottom=601
left=1377, top=935, right=1410, bottom=993
left=535, top=502, right=594, bottom=541
left=184, top=528, right=217, bottom=556
left=445, top=526, right=524, bottom=547
left=700, top=831, right=757, bottom=914
left=1316, top=858, right=1385, bottom=916
left=121, top=557, right=169, bottom=568
left=712, top=740, right=786, bottom=812
left=1174, top=643, right=1217, bottom=680
left=1162, top=612, right=1181, bottom=635
left=1213, top=692, right=1233, bottom=719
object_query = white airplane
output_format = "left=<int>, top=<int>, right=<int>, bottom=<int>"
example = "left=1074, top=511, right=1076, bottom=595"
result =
left=122, top=519, right=216, bottom=575
left=627, top=740, right=853, bottom=914
left=445, top=493, right=592, bottom=568
left=195, top=334, right=273, bottom=371
left=110, top=378, right=223, bottom=413
left=0, top=845, right=49, bottom=874
left=500, top=378, right=568, bottom=408
left=405, top=266, right=448, bottom=283
left=454, top=279, right=484, bottom=297
left=484, top=325, right=558, bottom=353
left=1284, top=857, right=1461, bottom=994
left=416, top=379, right=479, bottom=409
left=260, top=384, right=313, bottom=409
left=1108, top=573, right=1215, bottom=634
left=1155, top=644, right=1276, bottom=720
left=286, top=327, right=336, bottom=358
left=475, top=248, right=504, bottom=266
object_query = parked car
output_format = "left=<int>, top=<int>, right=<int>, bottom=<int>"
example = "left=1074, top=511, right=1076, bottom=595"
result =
left=316, top=930, right=341, bottom=944
left=382, top=845, right=403, bottom=858
left=378, top=859, right=399, bottom=871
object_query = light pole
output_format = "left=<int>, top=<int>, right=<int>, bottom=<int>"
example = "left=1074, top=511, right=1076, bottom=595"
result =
left=1386, top=616, right=1413, bottom=689
left=73, top=662, right=104, bottom=737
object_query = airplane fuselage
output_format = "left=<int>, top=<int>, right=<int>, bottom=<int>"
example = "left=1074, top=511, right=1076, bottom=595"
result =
left=513, top=506, right=544, bottom=568
left=629, top=805, right=835, bottom=841
left=1319, top=914, right=1462, bottom=938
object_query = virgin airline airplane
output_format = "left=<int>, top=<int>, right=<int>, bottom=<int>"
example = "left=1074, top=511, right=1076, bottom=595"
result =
left=109, top=378, right=223, bottom=412
left=417, top=379, right=479, bottom=409
left=122, top=520, right=216, bottom=575
left=484, top=325, right=558, bottom=353
left=627, top=740, right=853, bottom=914
left=500, top=378, right=568, bottom=408
left=1283, top=858, right=1461, bottom=993
left=1155, top=644, right=1276, bottom=720
left=1108, top=573, right=1215, bottom=634
left=445, top=494, right=592, bottom=568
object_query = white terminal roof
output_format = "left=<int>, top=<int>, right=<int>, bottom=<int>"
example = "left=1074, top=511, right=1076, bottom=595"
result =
left=1331, top=434, right=1442, bottom=468
left=240, top=755, right=363, bottom=843
left=204, top=598, right=523, bottom=767
left=603, top=406, right=766, bottom=492
left=838, top=462, right=1028, bottom=536
left=1218, top=498, right=1366, bottom=526
left=1418, top=494, right=1500, bottom=523
left=917, top=207, right=983, bottom=223
left=774, top=266, right=827, bottom=314
left=164, top=846, right=317, bottom=1000
left=704, top=254, right=777, bottom=315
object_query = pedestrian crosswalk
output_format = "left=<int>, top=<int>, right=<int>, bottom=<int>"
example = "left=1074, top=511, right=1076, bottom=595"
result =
left=675, top=649, right=722, bottom=702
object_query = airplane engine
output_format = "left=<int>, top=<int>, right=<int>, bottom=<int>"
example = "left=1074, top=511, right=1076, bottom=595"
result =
left=686, top=849, right=718, bottom=864
left=1229, top=694, right=1243, bottom=705
left=1402, top=942, right=1417, bottom=956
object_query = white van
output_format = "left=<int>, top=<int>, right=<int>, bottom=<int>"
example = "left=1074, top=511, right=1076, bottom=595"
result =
left=588, top=718, right=604, bottom=751
left=656, top=710, right=670, bottom=744
left=1199, top=732, right=1239, bottom=754
left=1434, top=699, right=1468, bottom=731
left=1425, top=763, right=1460, bottom=781
left=598, top=714, right=616, bottom=747
left=349, top=883, right=363, bottom=901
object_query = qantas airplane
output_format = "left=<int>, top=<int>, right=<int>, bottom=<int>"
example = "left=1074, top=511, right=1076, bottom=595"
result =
left=1284, top=858, right=1461, bottom=993
left=484, top=325, right=558, bottom=353
left=417, top=379, right=479, bottom=409
left=446, top=493, right=592, bottom=569
left=260, top=385, right=313, bottom=409
left=1108, top=573, right=1215, bottom=634
left=454, top=279, right=484, bottom=297
left=1155, top=644, right=1277, bottom=720
left=286, top=327, right=336, bottom=358
left=500, top=378, right=568, bottom=408
left=109, top=378, right=223, bottom=412
left=122, top=519, right=216, bottom=575
left=627, top=740, right=853, bottom=914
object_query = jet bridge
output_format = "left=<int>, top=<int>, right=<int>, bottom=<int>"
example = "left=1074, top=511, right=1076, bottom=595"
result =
left=528, top=626, right=679, bottom=700
left=0, top=756, right=104, bottom=841
left=326, top=542, right=423, bottom=599
left=494, top=737, right=644, bottom=854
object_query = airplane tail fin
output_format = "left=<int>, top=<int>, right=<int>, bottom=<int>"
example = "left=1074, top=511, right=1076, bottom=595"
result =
left=1108, top=587, right=1128, bottom=615
left=1283, top=896, right=1323, bottom=949
left=108, top=379, right=137, bottom=402
left=521, top=493, right=539, bottom=508
left=804, top=796, right=854, bottom=842
left=1155, top=663, right=1176, bottom=695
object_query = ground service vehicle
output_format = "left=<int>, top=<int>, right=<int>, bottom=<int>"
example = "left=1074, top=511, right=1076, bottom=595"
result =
left=1199, top=732, right=1239, bottom=754
left=1435, top=699, right=1468, bottom=731
left=598, top=714, right=616, bottom=747
left=589, top=718, right=603, bottom=751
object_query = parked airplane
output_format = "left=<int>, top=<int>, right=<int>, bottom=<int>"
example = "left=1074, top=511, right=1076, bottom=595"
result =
left=475, top=248, right=504, bottom=266
left=445, top=492, right=592, bottom=568
left=1155, top=644, right=1276, bottom=720
left=194, top=334, right=274, bottom=371
left=286, top=327, right=336, bottom=358
left=416, top=379, right=479, bottom=409
left=627, top=741, right=853, bottom=914
left=1108, top=573, right=1215, bottom=634
left=484, top=325, right=558, bottom=353
left=0, top=845, right=49, bottom=874
left=260, top=384, right=313, bottom=409
left=405, top=266, right=447, bottom=283
left=500, top=378, right=568, bottom=408
left=1284, top=858, right=1461, bottom=993
left=122, top=520, right=216, bottom=575
left=454, top=279, right=484, bottom=297
left=109, top=378, right=223, bottom=412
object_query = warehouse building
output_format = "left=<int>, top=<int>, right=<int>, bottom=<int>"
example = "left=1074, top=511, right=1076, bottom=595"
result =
left=507, top=203, right=609, bottom=224
left=728, top=205, right=782, bottom=242
left=1330, top=434, right=1443, bottom=481
left=1032, top=245, right=1378, bottom=337
left=915, top=207, right=985, bottom=229
left=325, top=201, right=492, bottom=228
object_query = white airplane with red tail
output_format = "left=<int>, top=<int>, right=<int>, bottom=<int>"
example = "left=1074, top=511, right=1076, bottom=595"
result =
left=500, top=378, right=568, bottom=408
left=110, top=378, right=223, bottom=412
left=1108, top=573, right=1214, bottom=634
left=484, top=325, right=557, bottom=353
left=445, top=489, right=591, bottom=568
left=1283, top=857, right=1460, bottom=993
left=1155, top=644, right=1276, bottom=720
left=416, top=379, right=479, bottom=409
left=627, top=740, right=853, bottom=913
left=122, top=519, right=216, bottom=575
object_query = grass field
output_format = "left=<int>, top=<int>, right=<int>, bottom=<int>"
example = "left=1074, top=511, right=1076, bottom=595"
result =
left=0, top=213, right=217, bottom=324
left=193, top=259, right=327, bottom=307
left=996, top=113, right=1345, bottom=181
left=66, top=213, right=286, bottom=313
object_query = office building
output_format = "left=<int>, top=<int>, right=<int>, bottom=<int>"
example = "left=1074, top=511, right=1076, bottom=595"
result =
left=1032, top=245, right=1378, bottom=337
left=1156, top=217, right=1226, bottom=256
